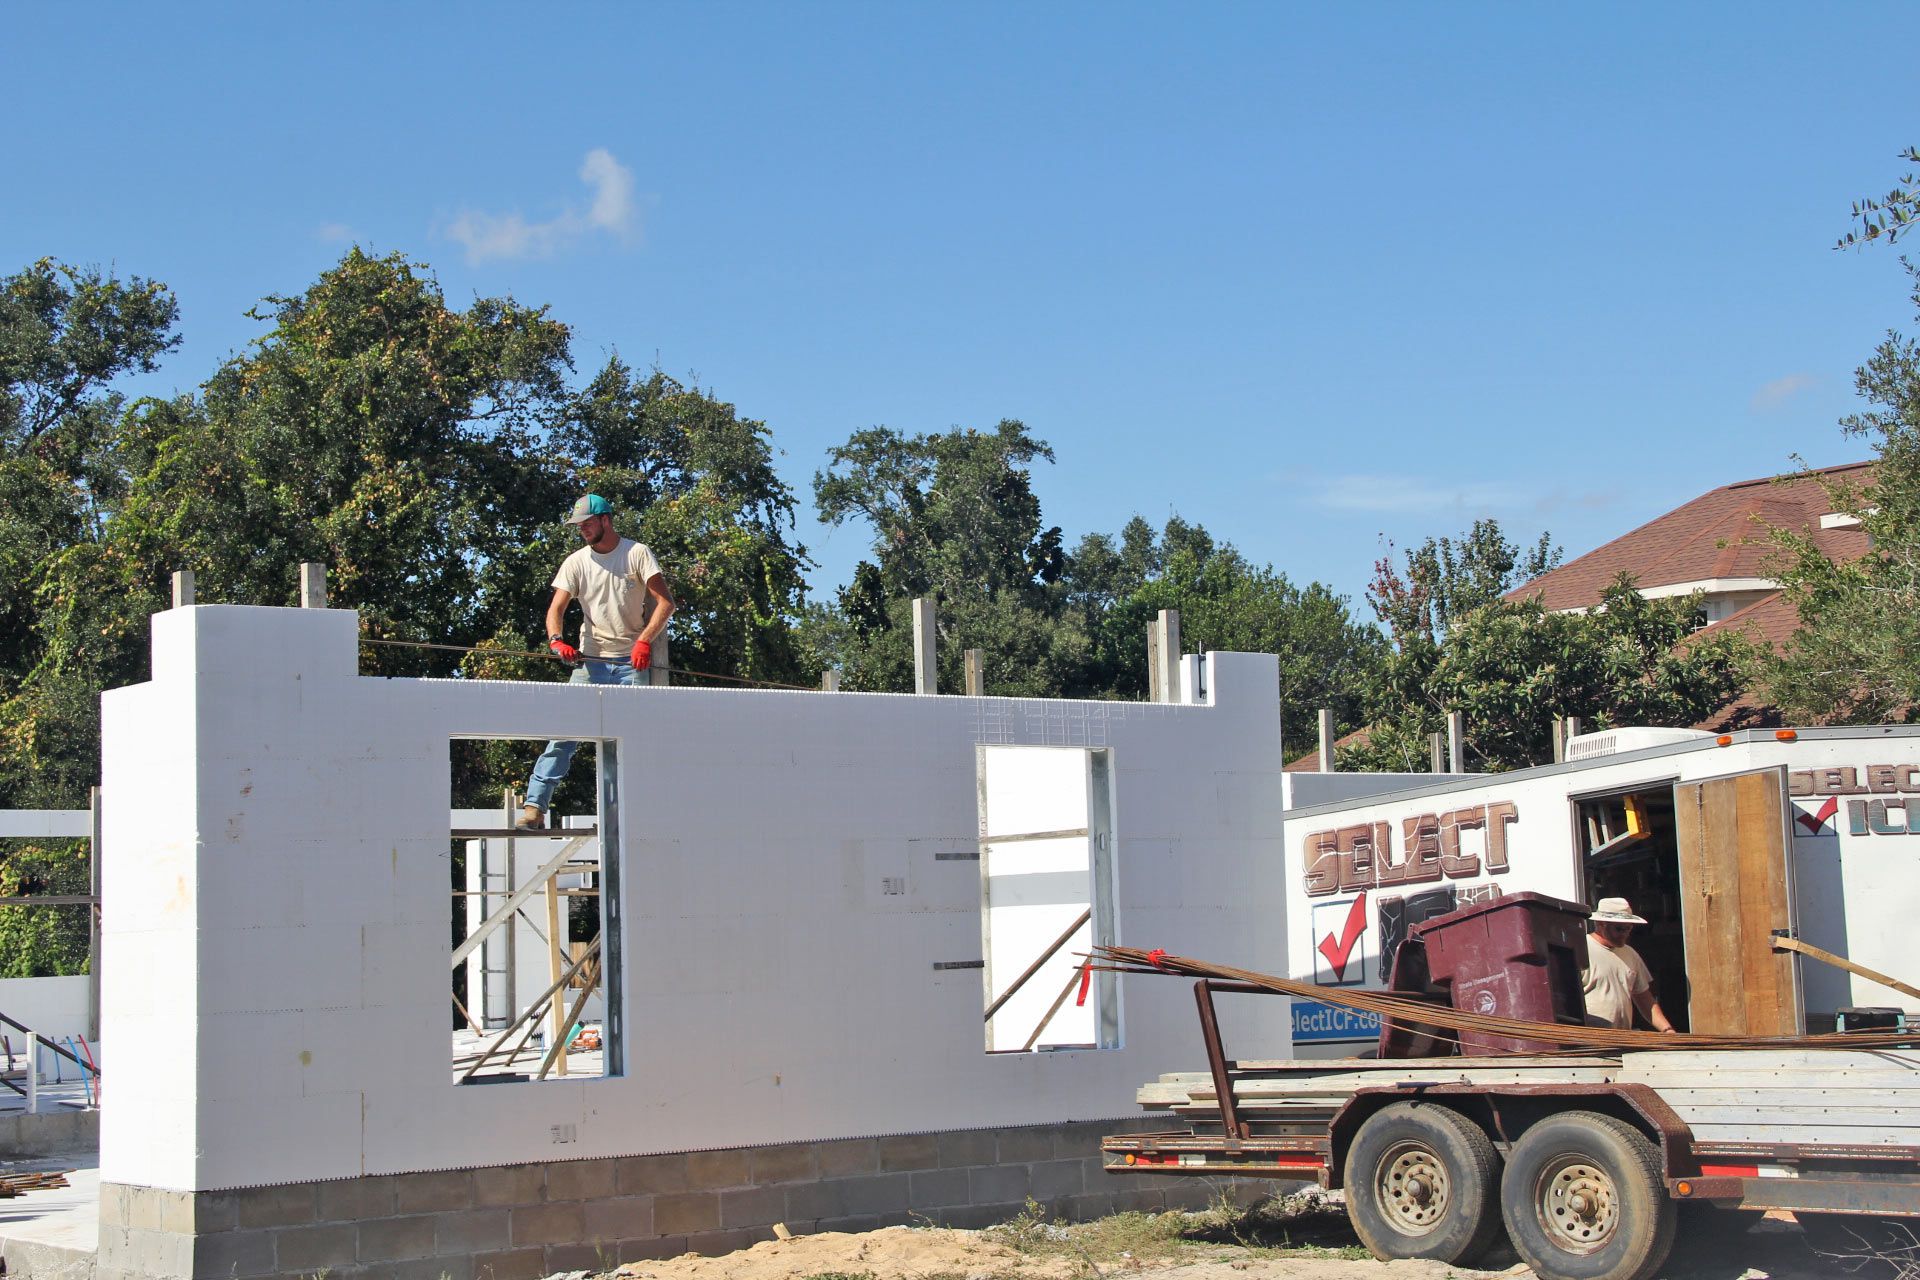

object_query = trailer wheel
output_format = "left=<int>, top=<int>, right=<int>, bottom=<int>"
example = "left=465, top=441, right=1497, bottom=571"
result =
left=1499, top=1111, right=1675, bottom=1280
left=1345, top=1101, right=1504, bottom=1264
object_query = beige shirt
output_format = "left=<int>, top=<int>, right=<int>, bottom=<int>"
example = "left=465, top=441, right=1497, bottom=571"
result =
left=553, top=538, right=665, bottom=657
left=1582, top=935, right=1653, bottom=1029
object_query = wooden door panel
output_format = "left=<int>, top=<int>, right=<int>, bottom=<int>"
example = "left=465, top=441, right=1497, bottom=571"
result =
left=1674, top=768, right=1801, bottom=1036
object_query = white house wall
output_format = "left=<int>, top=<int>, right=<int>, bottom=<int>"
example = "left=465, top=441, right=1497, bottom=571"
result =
left=0, top=976, right=90, bottom=1049
left=99, top=605, right=1290, bottom=1192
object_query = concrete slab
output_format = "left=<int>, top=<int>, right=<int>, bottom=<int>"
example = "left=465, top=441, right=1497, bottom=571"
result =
left=0, top=1146, right=99, bottom=1279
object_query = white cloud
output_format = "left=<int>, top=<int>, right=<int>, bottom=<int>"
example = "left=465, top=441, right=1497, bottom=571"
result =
left=579, top=147, right=635, bottom=233
left=1312, top=474, right=1519, bottom=514
left=1530, top=486, right=1624, bottom=514
left=314, top=222, right=354, bottom=244
left=446, top=148, right=639, bottom=264
left=1751, top=373, right=1815, bottom=412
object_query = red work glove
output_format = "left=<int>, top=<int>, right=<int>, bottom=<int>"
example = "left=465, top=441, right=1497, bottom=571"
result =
left=549, top=638, right=580, bottom=664
left=630, top=638, right=653, bottom=670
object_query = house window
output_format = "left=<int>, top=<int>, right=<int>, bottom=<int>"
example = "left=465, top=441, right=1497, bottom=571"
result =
left=977, top=746, right=1119, bottom=1052
left=448, top=737, right=622, bottom=1083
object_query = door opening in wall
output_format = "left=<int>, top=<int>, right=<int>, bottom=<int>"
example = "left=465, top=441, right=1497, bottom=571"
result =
left=448, top=737, right=623, bottom=1083
left=1576, top=783, right=1688, bottom=1034
left=978, top=745, right=1119, bottom=1053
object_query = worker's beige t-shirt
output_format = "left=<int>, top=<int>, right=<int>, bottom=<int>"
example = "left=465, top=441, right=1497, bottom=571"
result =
left=553, top=538, right=665, bottom=657
left=1582, top=935, right=1652, bottom=1029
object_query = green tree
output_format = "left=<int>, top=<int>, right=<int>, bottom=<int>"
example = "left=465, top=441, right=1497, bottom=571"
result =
left=1368, top=518, right=1561, bottom=647
left=812, top=420, right=1381, bottom=723
left=566, top=360, right=812, bottom=688
left=5, top=249, right=815, bottom=812
left=0, top=258, right=180, bottom=976
left=0, top=259, right=180, bottom=695
left=1763, top=149, right=1920, bottom=722
left=812, top=419, right=1066, bottom=690
left=1069, top=519, right=1382, bottom=753
left=1836, top=145, right=1920, bottom=250
left=1350, top=571, right=1753, bottom=773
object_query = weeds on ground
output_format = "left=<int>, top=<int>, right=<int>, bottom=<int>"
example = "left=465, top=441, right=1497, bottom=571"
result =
left=1182, top=1191, right=1371, bottom=1260
left=986, top=1187, right=1368, bottom=1269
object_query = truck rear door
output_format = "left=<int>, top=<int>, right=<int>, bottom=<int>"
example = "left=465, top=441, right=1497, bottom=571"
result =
left=1674, top=767, right=1804, bottom=1035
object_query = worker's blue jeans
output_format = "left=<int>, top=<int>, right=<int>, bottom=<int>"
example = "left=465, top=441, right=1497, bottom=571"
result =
left=524, top=659, right=646, bottom=812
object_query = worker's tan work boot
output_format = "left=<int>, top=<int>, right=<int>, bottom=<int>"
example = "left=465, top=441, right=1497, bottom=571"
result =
left=514, top=804, right=545, bottom=830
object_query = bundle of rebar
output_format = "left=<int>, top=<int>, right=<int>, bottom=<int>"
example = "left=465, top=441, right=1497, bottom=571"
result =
left=1091, top=945, right=1920, bottom=1052
left=0, top=1170, right=70, bottom=1197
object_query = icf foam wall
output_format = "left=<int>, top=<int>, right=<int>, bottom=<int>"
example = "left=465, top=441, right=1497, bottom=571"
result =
left=99, top=605, right=1290, bottom=1192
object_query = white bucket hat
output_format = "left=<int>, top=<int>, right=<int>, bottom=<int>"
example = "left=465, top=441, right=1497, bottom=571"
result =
left=1590, top=897, right=1647, bottom=925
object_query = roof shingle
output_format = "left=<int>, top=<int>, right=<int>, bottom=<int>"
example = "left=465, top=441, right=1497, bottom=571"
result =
left=1509, top=462, right=1873, bottom=611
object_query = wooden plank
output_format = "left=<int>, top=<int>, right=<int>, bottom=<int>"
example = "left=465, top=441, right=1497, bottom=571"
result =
left=546, top=874, right=566, bottom=1077
left=1617, top=1071, right=1920, bottom=1090
left=1661, top=1099, right=1920, bottom=1122
left=1734, top=770, right=1799, bottom=1034
left=1683, top=1123, right=1920, bottom=1146
left=1677, top=776, right=1739, bottom=1033
left=451, top=836, right=592, bottom=968
left=1621, top=1049, right=1920, bottom=1072
left=1675, top=771, right=1800, bottom=1035
left=0, top=811, right=89, bottom=839
left=1233, top=1056, right=1614, bottom=1072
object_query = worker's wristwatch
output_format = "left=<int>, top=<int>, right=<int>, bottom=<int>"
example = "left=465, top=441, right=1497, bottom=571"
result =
left=548, top=633, right=564, bottom=643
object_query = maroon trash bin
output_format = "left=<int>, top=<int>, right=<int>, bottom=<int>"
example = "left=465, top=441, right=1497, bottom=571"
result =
left=1392, top=892, right=1591, bottom=1055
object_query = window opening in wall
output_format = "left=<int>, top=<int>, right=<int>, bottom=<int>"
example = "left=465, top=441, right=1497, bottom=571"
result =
left=448, top=737, right=623, bottom=1083
left=978, top=745, right=1118, bottom=1052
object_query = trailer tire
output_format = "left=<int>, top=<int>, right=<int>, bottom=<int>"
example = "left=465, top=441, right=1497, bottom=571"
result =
left=1344, top=1101, right=1504, bottom=1264
left=1499, top=1110, right=1675, bottom=1280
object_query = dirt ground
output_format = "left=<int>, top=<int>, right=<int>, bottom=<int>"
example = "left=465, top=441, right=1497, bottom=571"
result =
left=590, top=1195, right=1855, bottom=1280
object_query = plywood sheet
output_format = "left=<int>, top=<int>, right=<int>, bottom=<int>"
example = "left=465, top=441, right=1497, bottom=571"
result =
left=1674, top=769, right=1801, bottom=1035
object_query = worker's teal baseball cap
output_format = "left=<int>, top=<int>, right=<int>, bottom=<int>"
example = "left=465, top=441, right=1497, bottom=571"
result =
left=564, top=494, right=612, bottom=525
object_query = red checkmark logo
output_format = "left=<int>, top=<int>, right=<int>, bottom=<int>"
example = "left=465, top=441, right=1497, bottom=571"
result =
left=1797, top=796, right=1839, bottom=834
left=1317, top=891, right=1368, bottom=981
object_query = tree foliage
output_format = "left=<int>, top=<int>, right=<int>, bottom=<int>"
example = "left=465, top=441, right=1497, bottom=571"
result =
left=812, top=419, right=1071, bottom=692
left=0, top=251, right=814, bottom=968
left=1764, top=150, right=1920, bottom=720
left=1368, top=518, right=1561, bottom=647
left=811, top=420, right=1379, bottom=752
left=1837, top=145, right=1920, bottom=250
left=1349, top=526, right=1752, bottom=772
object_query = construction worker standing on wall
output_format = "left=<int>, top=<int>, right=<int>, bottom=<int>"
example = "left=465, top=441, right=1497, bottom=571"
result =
left=517, top=494, right=674, bottom=829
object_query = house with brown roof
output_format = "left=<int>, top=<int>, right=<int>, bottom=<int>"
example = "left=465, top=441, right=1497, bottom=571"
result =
left=1286, top=463, right=1877, bottom=768
left=1508, top=461, right=1873, bottom=650
left=1508, top=461, right=1874, bottom=729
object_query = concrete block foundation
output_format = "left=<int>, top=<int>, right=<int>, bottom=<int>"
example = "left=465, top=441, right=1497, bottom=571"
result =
left=92, top=1118, right=1263, bottom=1280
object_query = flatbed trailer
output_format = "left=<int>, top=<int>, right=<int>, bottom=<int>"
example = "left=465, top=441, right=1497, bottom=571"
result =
left=1103, top=979, right=1920, bottom=1280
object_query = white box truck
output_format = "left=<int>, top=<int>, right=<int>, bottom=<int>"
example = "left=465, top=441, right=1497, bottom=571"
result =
left=1279, top=723, right=1920, bottom=1049
left=1102, top=725, right=1920, bottom=1280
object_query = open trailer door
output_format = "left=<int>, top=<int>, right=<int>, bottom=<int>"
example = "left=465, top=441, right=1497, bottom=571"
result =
left=1674, top=767, right=1803, bottom=1035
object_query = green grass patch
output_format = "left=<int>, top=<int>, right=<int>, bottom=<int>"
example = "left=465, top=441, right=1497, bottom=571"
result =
left=985, top=1190, right=1367, bottom=1269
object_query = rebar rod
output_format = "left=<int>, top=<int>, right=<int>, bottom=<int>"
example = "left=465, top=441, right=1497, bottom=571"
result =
left=1092, top=945, right=1920, bottom=1053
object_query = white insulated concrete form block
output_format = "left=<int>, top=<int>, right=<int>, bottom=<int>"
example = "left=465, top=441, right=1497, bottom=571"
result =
left=100, top=650, right=200, bottom=1191
left=100, top=604, right=1290, bottom=1191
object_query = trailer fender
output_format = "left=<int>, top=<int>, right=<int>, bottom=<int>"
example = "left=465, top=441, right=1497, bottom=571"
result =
left=1327, top=1083, right=1698, bottom=1190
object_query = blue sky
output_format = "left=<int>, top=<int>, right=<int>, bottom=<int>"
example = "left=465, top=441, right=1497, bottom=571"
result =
left=7, top=4, right=1916, bottom=614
